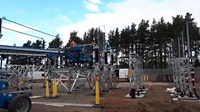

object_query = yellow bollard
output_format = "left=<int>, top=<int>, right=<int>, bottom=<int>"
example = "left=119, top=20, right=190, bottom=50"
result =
left=95, top=75, right=100, bottom=105
left=143, top=75, right=145, bottom=82
left=143, top=75, right=146, bottom=82
left=52, top=80, right=58, bottom=97
left=45, top=79, right=50, bottom=97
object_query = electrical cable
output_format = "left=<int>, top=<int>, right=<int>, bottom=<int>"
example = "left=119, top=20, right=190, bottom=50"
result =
left=2, top=26, right=43, bottom=39
left=2, top=17, right=56, bottom=38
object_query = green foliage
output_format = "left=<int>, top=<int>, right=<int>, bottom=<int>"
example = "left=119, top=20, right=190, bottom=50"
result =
left=23, top=40, right=32, bottom=48
left=108, top=28, right=120, bottom=65
left=65, top=31, right=83, bottom=47
left=107, top=12, right=200, bottom=68
left=49, top=35, right=63, bottom=48
left=32, top=40, right=43, bottom=49
left=82, top=28, right=105, bottom=67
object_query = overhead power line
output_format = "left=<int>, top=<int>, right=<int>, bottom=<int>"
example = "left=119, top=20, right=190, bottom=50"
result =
left=1, top=17, right=56, bottom=38
left=2, top=26, right=43, bottom=40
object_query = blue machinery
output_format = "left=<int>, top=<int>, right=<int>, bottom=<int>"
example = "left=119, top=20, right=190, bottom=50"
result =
left=64, top=45, right=92, bottom=63
left=0, top=81, right=15, bottom=110
left=0, top=81, right=32, bottom=112
left=0, top=44, right=92, bottom=63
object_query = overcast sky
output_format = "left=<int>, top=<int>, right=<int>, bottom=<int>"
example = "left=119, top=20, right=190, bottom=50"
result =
left=0, top=0, right=199, bottom=47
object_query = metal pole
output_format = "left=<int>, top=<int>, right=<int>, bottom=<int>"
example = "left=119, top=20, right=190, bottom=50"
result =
left=0, top=58, right=2, bottom=69
left=131, top=34, right=134, bottom=53
left=0, top=18, right=2, bottom=38
left=178, top=36, right=180, bottom=58
left=186, top=21, right=191, bottom=58
left=181, top=31, right=184, bottom=57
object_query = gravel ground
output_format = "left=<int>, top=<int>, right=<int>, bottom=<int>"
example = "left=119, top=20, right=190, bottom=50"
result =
left=31, top=82, right=111, bottom=103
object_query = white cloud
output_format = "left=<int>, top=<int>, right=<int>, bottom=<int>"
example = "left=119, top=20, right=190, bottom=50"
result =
left=0, top=22, right=41, bottom=46
left=0, top=31, right=50, bottom=47
left=5, top=0, right=198, bottom=47
left=57, top=12, right=124, bottom=45
left=57, top=0, right=200, bottom=46
left=107, top=0, right=200, bottom=25
left=13, top=33, right=37, bottom=45
left=0, top=35, right=16, bottom=45
left=84, top=1, right=100, bottom=12
left=87, top=0, right=101, bottom=4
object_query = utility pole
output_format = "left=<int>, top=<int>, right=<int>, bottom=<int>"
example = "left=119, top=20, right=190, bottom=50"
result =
left=186, top=20, right=191, bottom=58
left=130, top=34, right=134, bottom=53
left=178, top=36, right=180, bottom=58
left=181, top=31, right=184, bottom=57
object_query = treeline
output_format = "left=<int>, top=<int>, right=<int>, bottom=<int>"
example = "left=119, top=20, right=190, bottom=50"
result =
left=81, top=12, right=200, bottom=68
left=12, top=12, right=200, bottom=69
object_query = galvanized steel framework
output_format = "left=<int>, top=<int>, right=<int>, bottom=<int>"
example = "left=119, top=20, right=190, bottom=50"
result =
left=7, top=64, right=42, bottom=90
left=129, top=53, right=144, bottom=90
left=91, top=50, right=118, bottom=93
left=168, top=58, right=197, bottom=97
left=48, top=67, right=92, bottom=93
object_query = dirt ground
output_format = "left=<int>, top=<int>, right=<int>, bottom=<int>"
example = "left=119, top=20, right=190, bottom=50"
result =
left=1, top=82, right=200, bottom=112
left=101, top=84, right=200, bottom=112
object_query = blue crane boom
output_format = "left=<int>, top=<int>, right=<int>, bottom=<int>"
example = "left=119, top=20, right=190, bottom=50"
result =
left=0, top=44, right=92, bottom=63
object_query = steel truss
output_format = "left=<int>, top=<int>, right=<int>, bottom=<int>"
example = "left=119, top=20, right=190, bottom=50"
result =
left=129, top=53, right=144, bottom=91
left=48, top=67, right=92, bottom=93
left=168, top=58, right=198, bottom=97
left=109, top=65, right=118, bottom=89
left=91, top=65, right=113, bottom=93
left=7, top=64, right=42, bottom=90
left=91, top=50, right=118, bottom=93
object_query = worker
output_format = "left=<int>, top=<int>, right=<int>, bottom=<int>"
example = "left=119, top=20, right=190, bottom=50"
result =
left=70, top=41, right=77, bottom=47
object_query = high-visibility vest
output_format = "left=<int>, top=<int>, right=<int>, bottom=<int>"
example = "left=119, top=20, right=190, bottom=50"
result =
left=70, top=41, right=77, bottom=47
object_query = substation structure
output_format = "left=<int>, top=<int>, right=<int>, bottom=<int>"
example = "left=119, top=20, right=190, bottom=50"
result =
left=0, top=40, right=120, bottom=110
left=0, top=42, right=119, bottom=91
left=126, top=53, right=146, bottom=99
left=168, top=58, right=199, bottom=100
left=0, top=17, right=120, bottom=111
